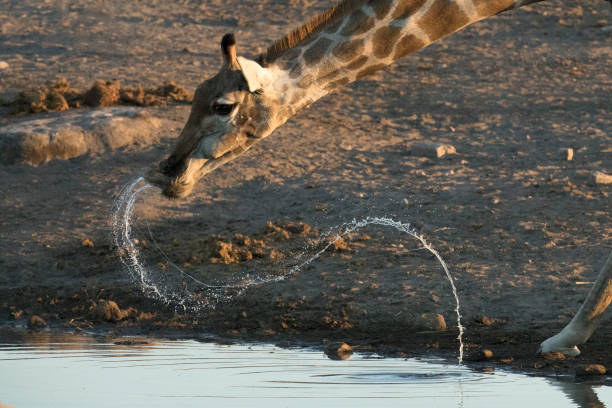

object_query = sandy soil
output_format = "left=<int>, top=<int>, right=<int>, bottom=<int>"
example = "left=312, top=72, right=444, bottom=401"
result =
left=0, top=0, right=611, bottom=376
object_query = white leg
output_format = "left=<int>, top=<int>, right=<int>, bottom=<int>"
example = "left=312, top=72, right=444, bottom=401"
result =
left=540, top=251, right=612, bottom=356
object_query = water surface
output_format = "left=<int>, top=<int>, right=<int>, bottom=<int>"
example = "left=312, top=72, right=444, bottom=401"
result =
left=0, top=331, right=610, bottom=408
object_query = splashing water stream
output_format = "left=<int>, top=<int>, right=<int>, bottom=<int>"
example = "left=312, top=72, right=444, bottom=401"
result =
left=112, top=178, right=465, bottom=364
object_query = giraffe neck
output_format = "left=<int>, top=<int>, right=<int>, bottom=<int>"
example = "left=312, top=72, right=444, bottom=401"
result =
left=262, top=0, right=523, bottom=123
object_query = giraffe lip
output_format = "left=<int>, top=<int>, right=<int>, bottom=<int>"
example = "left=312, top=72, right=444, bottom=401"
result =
left=147, top=142, right=256, bottom=198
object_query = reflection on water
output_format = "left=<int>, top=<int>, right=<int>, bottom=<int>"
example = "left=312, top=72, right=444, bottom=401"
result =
left=0, top=329, right=609, bottom=408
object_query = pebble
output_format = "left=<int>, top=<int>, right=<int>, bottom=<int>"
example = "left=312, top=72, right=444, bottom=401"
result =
left=0, top=61, right=8, bottom=70
left=324, top=342, right=353, bottom=360
left=592, top=171, right=612, bottom=185
left=465, top=348, right=494, bottom=362
left=575, top=364, right=606, bottom=377
left=411, top=143, right=456, bottom=159
left=417, top=313, right=447, bottom=331
left=81, top=238, right=94, bottom=247
left=95, top=300, right=125, bottom=322
left=541, top=352, right=566, bottom=361
left=27, top=315, right=46, bottom=329
left=559, top=147, right=574, bottom=161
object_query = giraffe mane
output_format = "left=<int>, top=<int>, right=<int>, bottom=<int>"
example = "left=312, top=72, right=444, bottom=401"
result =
left=259, top=0, right=366, bottom=65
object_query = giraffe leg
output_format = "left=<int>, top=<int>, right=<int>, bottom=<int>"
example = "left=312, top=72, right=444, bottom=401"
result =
left=539, top=251, right=612, bottom=356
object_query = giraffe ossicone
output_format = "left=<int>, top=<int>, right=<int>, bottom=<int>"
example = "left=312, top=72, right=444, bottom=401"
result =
left=145, top=0, right=611, bottom=357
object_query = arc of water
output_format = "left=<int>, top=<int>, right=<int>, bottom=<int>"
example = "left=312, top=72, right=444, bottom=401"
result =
left=112, top=178, right=465, bottom=363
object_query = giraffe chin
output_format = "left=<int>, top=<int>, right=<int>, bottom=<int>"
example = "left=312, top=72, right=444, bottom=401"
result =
left=146, top=157, right=206, bottom=199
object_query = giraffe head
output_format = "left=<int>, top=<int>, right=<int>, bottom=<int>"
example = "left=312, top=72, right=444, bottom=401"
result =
left=147, top=34, right=283, bottom=198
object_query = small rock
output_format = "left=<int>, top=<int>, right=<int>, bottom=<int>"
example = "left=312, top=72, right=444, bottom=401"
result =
left=482, top=349, right=494, bottom=359
left=592, top=171, right=612, bottom=185
left=332, top=237, right=350, bottom=252
left=465, top=348, right=494, bottom=362
left=417, top=313, right=447, bottom=331
left=0, top=61, right=8, bottom=70
left=411, top=142, right=456, bottom=159
left=95, top=300, right=125, bottom=322
left=81, top=238, right=94, bottom=247
left=542, top=352, right=566, bottom=361
left=315, top=203, right=328, bottom=211
left=559, top=147, right=574, bottom=161
left=28, top=315, right=46, bottom=329
left=324, top=342, right=353, bottom=360
left=575, top=364, right=606, bottom=377
left=83, top=80, right=120, bottom=107
left=477, top=316, right=495, bottom=326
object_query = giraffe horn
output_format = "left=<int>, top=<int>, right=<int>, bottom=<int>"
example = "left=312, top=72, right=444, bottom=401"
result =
left=221, top=33, right=237, bottom=66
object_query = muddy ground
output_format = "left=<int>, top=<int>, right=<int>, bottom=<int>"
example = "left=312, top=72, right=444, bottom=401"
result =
left=0, top=0, right=611, bottom=377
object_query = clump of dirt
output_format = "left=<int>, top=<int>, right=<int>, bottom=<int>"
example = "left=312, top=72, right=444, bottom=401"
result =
left=210, top=233, right=285, bottom=264
left=5, top=78, right=193, bottom=114
left=10, top=78, right=79, bottom=113
left=93, top=300, right=126, bottom=322
left=83, top=80, right=120, bottom=107
left=261, top=220, right=316, bottom=240
left=177, top=221, right=317, bottom=266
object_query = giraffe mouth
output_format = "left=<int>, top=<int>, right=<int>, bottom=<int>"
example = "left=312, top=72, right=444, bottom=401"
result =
left=146, top=142, right=253, bottom=199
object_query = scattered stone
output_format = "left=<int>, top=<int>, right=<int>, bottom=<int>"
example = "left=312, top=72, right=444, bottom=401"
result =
left=210, top=241, right=253, bottom=264
left=81, top=238, right=94, bottom=247
left=113, top=339, right=149, bottom=346
left=411, top=142, right=456, bottom=159
left=476, top=316, right=495, bottom=326
left=0, top=61, right=9, bottom=70
left=94, top=300, right=125, bottom=322
left=332, top=237, right=350, bottom=252
left=575, top=364, right=607, bottom=377
left=315, top=203, right=328, bottom=211
left=559, top=147, right=574, bottom=161
left=83, top=80, right=120, bottom=107
left=592, top=170, right=612, bottom=185
left=541, top=352, right=566, bottom=361
left=416, top=313, right=447, bottom=331
left=27, top=315, right=46, bottom=329
left=324, top=342, right=353, bottom=360
left=465, top=348, right=494, bottom=362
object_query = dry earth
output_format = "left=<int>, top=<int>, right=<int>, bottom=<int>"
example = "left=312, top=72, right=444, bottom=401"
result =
left=0, top=0, right=611, bottom=377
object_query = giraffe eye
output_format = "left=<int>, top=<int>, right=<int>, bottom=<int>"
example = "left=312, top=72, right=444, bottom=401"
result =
left=212, top=103, right=236, bottom=116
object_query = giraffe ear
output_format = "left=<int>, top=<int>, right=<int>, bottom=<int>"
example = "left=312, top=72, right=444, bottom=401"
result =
left=236, top=56, right=272, bottom=93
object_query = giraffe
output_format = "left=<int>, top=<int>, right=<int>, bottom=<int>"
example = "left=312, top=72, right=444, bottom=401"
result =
left=145, top=0, right=611, bottom=356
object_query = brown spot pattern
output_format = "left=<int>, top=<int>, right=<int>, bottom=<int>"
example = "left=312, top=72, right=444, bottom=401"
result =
left=356, top=63, right=387, bottom=79
left=346, top=55, right=369, bottom=70
left=393, top=34, right=425, bottom=59
left=303, top=37, right=333, bottom=65
left=392, top=0, right=427, bottom=20
left=372, top=26, right=402, bottom=59
left=317, top=60, right=338, bottom=79
left=325, top=77, right=350, bottom=92
left=471, top=0, right=514, bottom=17
left=298, top=75, right=314, bottom=88
left=289, top=64, right=302, bottom=79
left=369, top=0, right=394, bottom=19
left=418, top=0, right=470, bottom=39
left=341, top=10, right=376, bottom=36
left=317, top=69, right=341, bottom=86
left=324, top=16, right=345, bottom=34
left=332, top=39, right=365, bottom=62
